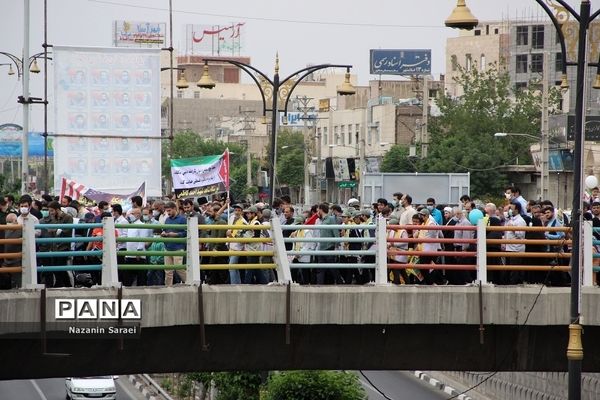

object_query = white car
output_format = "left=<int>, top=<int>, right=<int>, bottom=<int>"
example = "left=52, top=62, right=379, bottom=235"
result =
left=65, top=376, right=117, bottom=400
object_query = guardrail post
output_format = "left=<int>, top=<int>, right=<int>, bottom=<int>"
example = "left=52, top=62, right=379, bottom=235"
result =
left=186, top=216, right=201, bottom=284
left=22, top=218, right=43, bottom=289
left=476, top=218, right=487, bottom=284
left=583, top=220, right=594, bottom=287
left=101, top=217, right=120, bottom=287
left=270, top=216, right=292, bottom=283
left=375, top=216, right=388, bottom=285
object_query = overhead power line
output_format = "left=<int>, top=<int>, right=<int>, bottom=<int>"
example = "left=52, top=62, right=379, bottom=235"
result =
left=88, top=0, right=444, bottom=29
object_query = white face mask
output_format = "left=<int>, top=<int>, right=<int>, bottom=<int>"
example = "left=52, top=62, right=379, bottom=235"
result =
left=20, top=207, right=29, bottom=215
left=152, top=210, right=160, bottom=217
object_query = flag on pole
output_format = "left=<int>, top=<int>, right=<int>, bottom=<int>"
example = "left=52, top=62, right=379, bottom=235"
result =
left=59, top=177, right=88, bottom=201
left=170, top=151, right=230, bottom=198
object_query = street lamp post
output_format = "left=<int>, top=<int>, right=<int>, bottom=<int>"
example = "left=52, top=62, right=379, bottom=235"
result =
left=448, top=1, right=600, bottom=398
left=0, top=48, right=49, bottom=194
left=197, top=55, right=355, bottom=202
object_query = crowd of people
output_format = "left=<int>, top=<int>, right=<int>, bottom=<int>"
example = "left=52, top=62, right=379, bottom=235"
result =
left=0, top=184, right=583, bottom=289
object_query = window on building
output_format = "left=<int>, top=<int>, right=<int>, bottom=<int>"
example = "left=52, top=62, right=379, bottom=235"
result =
left=532, top=25, right=544, bottom=49
left=355, top=124, right=360, bottom=146
left=480, top=54, right=486, bottom=71
left=334, top=126, right=339, bottom=145
left=176, top=90, right=184, bottom=98
left=340, top=125, right=345, bottom=145
left=323, top=127, right=328, bottom=145
left=474, top=29, right=481, bottom=36
left=515, top=82, right=527, bottom=91
left=348, top=125, right=353, bottom=144
left=517, top=26, right=528, bottom=46
left=494, top=28, right=499, bottom=34
left=531, top=53, right=543, bottom=73
left=193, top=91, right=200, bottom=99
left=516, top=54, right=528, bottom=73
left=555, top=52, right=563, bottom=72
left=451, top=55, right=458, bottom=72
left=317, top=127, right=322, bottom=147
left=466, top=54, right=472, bottom=71
left=486, top=25, right=490, bottom=35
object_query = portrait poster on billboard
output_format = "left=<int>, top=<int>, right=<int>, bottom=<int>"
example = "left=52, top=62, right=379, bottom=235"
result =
left=53, top=46, right=161, bottom=196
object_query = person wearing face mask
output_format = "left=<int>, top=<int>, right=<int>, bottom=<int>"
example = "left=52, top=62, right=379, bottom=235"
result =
left=122, top=207, right=150, bottom=286
left=152, top=200, right=167, bottom=224
left=503, top=201, right=526, bottom=285
left=40, top=202, right=73, bottom=288
left=399, top=194, right=417, bottom=226
left=426, top=198, right=443, bottom=225
left=390, top=192, right=404, bottom=220
left=17, top=196, right=41, bottom=237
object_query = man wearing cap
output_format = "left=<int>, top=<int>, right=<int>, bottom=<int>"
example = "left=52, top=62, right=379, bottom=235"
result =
left=226, top=204, right=247, bottom=284
left=347, top=198, right=360, bottom=211
left=241, top=206, right=268, bottom=284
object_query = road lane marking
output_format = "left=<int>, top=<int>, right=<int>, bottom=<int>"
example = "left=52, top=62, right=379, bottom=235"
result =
left=29, top=380, right=48, bottom=400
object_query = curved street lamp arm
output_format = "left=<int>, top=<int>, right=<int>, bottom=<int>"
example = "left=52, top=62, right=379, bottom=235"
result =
left=206, top=59, right=270, bottom=116
left=0, top=51, right=23, bottom=76
left=281, top=64, right=351, bottom=114
left=534, top=0, right=569, bottom=73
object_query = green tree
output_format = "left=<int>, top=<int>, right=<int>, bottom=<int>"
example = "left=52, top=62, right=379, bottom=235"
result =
left=380, top=144, right=419, bottom=173
left=211, top=371, right=263, bottom=400
left=425, top=63, right=561, bottom=197
left=264, top=371, right=367, bottom=400
left=275, top=129, right=305, bottom=191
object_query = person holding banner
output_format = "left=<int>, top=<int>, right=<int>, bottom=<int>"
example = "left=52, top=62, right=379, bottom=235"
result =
left=161, top=201, right=187, bottom=285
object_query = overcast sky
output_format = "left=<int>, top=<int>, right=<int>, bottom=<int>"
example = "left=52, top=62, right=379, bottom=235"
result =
left=3, top=0, right=600, bottom=130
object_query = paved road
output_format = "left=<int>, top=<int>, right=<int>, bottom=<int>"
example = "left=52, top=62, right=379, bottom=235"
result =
left=0, top=376, right=144, bottom=400
left=359, top=371, right=449, bottom=400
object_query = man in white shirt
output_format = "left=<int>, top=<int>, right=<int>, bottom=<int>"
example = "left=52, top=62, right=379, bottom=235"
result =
left=399, top=194, right=417, bottom=226
left=17, top=197, right=41, bottom=237
left=504, top=201, right=527, bottom=284
left=123, top=207, right=152, bottom=286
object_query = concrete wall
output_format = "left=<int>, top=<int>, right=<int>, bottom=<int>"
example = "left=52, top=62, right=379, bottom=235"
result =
left=431, top=371, right=600, bottom=400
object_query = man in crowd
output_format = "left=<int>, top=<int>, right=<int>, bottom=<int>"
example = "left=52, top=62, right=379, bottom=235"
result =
left=316, top=203, right=341, bottom=285
left=227, top=204, right=247, bottom=284
left=40, top=202, right=73, bottom=287
left=123, top=207, right=152, bottom=286
left=161, top=201, right=187, bottom=285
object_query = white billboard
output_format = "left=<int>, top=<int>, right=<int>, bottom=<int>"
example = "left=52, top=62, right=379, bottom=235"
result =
left=183, top=23, right=245, bottom=56
left=113, top=21, right=166, bottom=48
left=53, top=46, right=162, bottom=196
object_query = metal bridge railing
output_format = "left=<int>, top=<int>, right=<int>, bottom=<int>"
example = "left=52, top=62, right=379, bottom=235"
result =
left=6, top=217, right=599, bottom=288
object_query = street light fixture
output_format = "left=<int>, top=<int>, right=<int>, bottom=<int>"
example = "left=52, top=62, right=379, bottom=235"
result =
left=448, top=2, right=600, bottom=399
left=198, top=55, right=355, bottom=202
left=1, top=49, right=51, bottom=194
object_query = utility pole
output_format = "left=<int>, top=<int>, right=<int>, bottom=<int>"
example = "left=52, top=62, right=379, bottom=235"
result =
left=541, top=52, right=550, bottom=201
left=421, top=75, right=429, bottom=158
left=296, top=96, right=314, bottom=205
